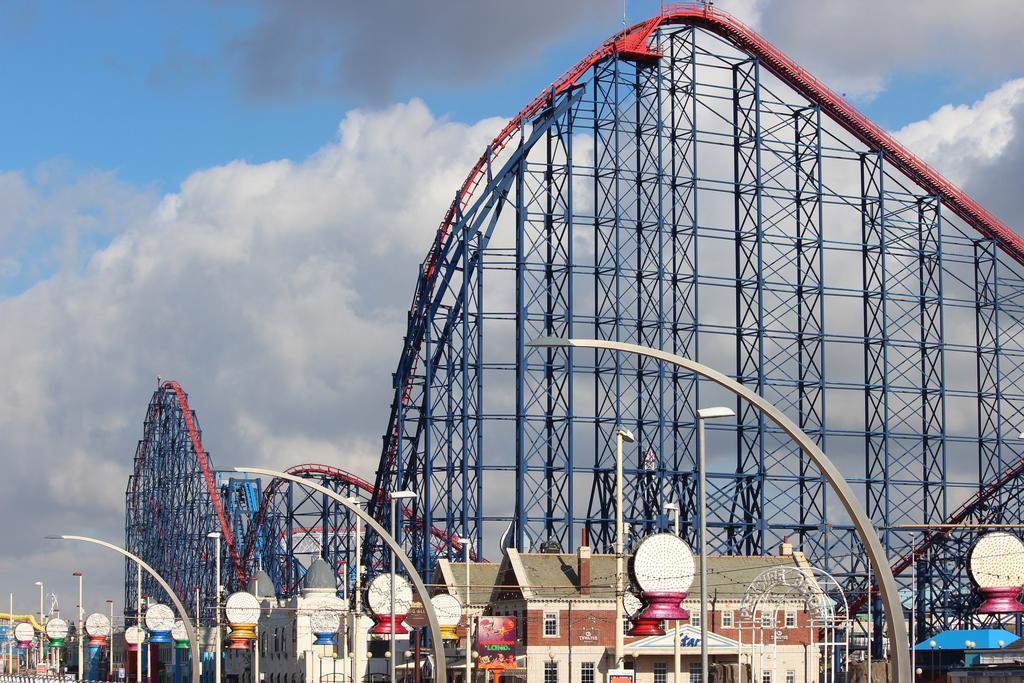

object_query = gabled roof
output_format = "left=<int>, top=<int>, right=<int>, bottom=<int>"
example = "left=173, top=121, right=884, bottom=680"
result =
left=628, top=624, right=740, bottom=652
left=435, top=559, right=501, bottom=606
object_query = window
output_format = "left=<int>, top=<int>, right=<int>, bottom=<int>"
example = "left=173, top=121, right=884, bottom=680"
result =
left=689, top=662, right=703, bottom=683
left=785, top=671, right=796, bottom=683
left=543, top=611, right=558, bottom=637
left=761, top=672, right=772, bottom=683
left=690, top=611, right=701, bottom=627
left=654, top=662, right=667, bottom=683
left=721, top=611, right=734, bottom=628
left=785, top=610, right=797, bottom=628
left=544, top=661, right=558, bottom=683
left=581, top=662, right=595, bottom=683
left=761, top=611, right=774, bottom=628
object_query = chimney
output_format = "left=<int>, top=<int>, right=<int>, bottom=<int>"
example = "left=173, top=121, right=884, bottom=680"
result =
left=578, top=528, right=591, bottom=596
left=779, top=535, right=793, bottom=557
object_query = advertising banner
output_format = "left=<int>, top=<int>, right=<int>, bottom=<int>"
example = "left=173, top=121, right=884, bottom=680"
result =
left=475, top=616, right=517, bottom=669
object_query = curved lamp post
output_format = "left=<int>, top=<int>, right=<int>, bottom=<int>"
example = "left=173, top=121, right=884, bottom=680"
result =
left=224, top=466, right=449, bottom=683
left=44, top=535, right=201, bottom=683
left=527, top=336, right=911, bottom=682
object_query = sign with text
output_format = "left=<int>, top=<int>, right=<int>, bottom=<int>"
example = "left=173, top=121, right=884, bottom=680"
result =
left=475, top=616, right=517, bottom=669
left=608, top=670, right=635, bottom=683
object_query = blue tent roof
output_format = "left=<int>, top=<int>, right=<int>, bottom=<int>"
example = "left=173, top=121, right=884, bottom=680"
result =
left=915, top=629, right=1019, bottom=650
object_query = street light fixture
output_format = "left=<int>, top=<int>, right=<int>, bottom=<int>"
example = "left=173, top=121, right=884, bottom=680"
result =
left=390, top=491, right=417, bottom=683
left=73, top=573, right=83, bottom=681
left=662, top=502, right=682, bottom=683
left=345, top=496, right=363, bottom=683
left=613, top=426, right=635, bottom=670
left=106, top=599, right=114, bottom=681
left=696, top=406, right=735, bottom=683
left=459, top=535, right=474, bottom=683
left=34, top=581, right=44, bottom=671
left=207, top=531, right=222, bottom=683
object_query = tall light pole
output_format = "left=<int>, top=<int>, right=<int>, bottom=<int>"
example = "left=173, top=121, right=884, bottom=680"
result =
left=35, top=581, right=44, bottom=671
left=8, top=592, right=13, bottom=675
left=74, top=573, right=83, bottom=681
left=614, top=426, right=635, bottom=670
left=345, top=497, right=363, bottom=683
left=207, top=531, right=222, bottom=683
left=390, top=491, right=417, bottom=683
left=663, top=501, right=681, bottom=683
left=107, top=599, right=114, bottom=681
left=136, top=564, right=143, bottom=683
left=460, top=536, right=474, bottom=683
left=696, top=406, right=735, bottom=682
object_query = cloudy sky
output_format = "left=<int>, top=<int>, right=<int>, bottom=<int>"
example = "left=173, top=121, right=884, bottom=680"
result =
left=1, top=0, right=1023, bottom=618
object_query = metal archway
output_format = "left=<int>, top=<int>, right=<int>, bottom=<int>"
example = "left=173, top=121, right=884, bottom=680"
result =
left=528, top=337, right=910, bottom=681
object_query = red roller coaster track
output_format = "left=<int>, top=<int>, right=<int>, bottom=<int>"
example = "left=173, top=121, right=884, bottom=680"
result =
left=240, top=463, right=477, bottom=580
left=378, top=0, right=1024, bottom=594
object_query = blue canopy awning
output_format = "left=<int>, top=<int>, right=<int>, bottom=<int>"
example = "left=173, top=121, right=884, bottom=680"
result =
left=915, top=629, right=1019, bottom=650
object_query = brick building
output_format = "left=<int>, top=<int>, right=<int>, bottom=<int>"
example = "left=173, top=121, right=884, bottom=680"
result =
left=437, top=543, right=824, bottom=682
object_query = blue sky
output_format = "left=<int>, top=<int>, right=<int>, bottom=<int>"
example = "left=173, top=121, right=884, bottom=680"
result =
left=0, top=1, right=1006, bottom=193
left=1, top=0, right=1023, bottom=617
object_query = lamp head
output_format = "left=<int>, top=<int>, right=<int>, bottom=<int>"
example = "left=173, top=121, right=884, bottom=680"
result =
left=696, top=406, right=735, bottom=420
left=207, top=531, right=222, bottom=539
left=615, top=427, right=635, bottom=443
left=662, top=502, right=680, bottom=513
left=391, top=490, right=417, bottom=501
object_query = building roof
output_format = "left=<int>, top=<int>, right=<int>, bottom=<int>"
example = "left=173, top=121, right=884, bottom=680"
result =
left=435, top=560, right=501, bottom=606
left=916, top=629, right=1019, bottom=650
left=505, top=549, right=797, bottom=601
left=432, top=548, right=803, bottom=604
left=302, top=557, right=337, bottom=592
left=247, top=569, right=275, bottom=597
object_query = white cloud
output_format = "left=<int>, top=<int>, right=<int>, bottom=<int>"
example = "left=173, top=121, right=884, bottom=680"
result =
left=0, top=99, right=504, bottom=614
left=894, top=78, right=1024, bottom=185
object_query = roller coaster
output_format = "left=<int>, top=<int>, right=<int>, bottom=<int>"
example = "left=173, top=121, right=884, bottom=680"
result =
left=125, top=1, right=1024, bottom=642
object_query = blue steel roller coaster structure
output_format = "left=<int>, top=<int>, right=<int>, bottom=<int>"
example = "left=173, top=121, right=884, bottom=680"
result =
left=125, top=2, right=1024, bottom=641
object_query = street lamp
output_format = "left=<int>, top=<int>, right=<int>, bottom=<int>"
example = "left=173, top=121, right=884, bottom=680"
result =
left=614, top=426, right=635, bottom=670
left=207, top=531, right=222, bottom=683
left=696, top=406, right=735, bottom=682
left=73, top=573, right=83, bottom=681
left=345, top=496, right=363, bottom=683
left=459, top=536, right=474, bottom=683
left=663, top=502, right=681, bottom=683
left=390, top=491, right=417, bottom=683
left=106, top=599, right=114, bottom=681
left=35, top=581, right=44, bottom=671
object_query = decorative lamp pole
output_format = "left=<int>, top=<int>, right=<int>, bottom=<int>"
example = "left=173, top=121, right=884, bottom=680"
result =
left=968, top=532, right=1024, bottom=613
left=614, top=427, right=635, bottom=669
left=663, top=502, right=682, bottom=683
left=207, top=531, right=222, bottom=683
left=223, top=593, right=260, bottom=650
left=106, top=599, right=114, bottom=682
left=74, top=573, right=83, bottom=682
left=696, top=406, right=736, bottom=681
left=389, top=490, right=417, bottom=683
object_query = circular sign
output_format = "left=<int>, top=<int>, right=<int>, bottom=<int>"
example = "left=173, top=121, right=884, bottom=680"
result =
left=366, top=574, right=413, bottom=615
left=310, top=608, right=341, bottom=634
left=85, top=613, right=111, bottom=637
left=631, top=532, right=696, bottom=594
left=14, top=622, right=34, bottom=642
left=224, top=591, right=261, bottom=625
left=170, top=620, right=188, bottom=642
left=431, top=594, right=463, bottom=627
left=969, top=532, right=1024, bottom=588
left=144, top=604, right=175, bottom=632
left=124, top=626, right=145, bottom=645
left=45, top=618, right=69, bottom=640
